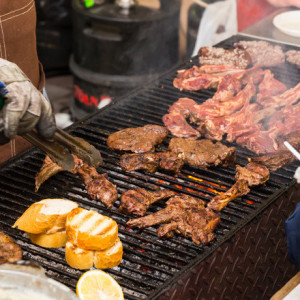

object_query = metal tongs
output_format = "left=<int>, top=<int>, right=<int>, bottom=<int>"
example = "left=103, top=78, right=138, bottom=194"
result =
left=23, top=128, right=103, bottom=171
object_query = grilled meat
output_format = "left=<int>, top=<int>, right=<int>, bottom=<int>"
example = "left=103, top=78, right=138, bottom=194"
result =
left=207, top=180, right=250, bottom=211
left=286, top=50, right=300, bottom=68
left=234, top=40, right=285, bottom=67
left=0, top=231, right=22, bottom=264
left=127, top=195, right=220, bottom=245
left=207, top=163, right=269, bottom=211
left=77, top=163, right=118, bottom=209
left=120, top=152, right=160, bottom=173
left=107, top=125, right=169, bottom=153
left=120, top=152, right=184, bottom=173
left=198, top=46, right=251, bottom=69
left=119, top=188, right=177, bottom=216
left=35, top=156, right=117, bottom=208
left=168, top=138, right=236, bottom=169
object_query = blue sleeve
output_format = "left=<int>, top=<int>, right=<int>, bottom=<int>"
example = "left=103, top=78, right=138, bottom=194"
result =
left=285, top=202, right=300, bottom=269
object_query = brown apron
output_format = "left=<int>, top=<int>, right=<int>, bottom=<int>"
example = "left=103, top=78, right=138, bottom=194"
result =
left=0, top=0, right=46, bottom=164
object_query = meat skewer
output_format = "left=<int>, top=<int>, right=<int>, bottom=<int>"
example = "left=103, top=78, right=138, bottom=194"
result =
left=127, top=195, right=220, bottom=245
left=119, top=188, right=177, bottom=216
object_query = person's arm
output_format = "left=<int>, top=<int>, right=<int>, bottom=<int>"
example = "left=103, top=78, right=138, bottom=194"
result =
left=266, top=0, right=300, bottom=8
left=0, top=58, right=55, bottom=143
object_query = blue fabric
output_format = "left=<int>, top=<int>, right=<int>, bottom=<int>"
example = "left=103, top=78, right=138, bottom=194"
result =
left=285, top=202, right=300, bottom=269
left=0, top=81, right=8, bottom=96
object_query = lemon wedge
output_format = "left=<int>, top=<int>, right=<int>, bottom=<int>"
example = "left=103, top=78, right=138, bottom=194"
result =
left=76, top=270, right=124, bottom=300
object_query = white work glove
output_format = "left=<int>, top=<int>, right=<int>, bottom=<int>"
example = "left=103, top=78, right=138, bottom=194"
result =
left=0, top=58, right=56, bottom=141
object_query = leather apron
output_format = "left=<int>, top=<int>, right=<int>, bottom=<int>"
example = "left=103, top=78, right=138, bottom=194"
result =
left=0, top=0, right=46, bottom=164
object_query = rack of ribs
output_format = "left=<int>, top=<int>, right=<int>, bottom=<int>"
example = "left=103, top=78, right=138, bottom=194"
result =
left=119, top=188, right=177, bottom=216
left=127, top=195, right=221, bottom=245
left=207, top=162, right=270, bottom=211
left=107, top=125, right=169, bottom=153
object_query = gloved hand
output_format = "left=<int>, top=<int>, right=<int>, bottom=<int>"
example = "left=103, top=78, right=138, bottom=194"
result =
left=294, top=167, right=300, bottom=183
left=0, top=58, right=56, bottom=142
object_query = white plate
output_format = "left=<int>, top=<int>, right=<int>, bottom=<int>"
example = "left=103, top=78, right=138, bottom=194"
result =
left=273, top=10, right=300, bottom=37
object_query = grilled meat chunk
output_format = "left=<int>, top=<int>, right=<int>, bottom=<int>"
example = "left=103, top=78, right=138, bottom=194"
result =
left=127, top=195, right=220, bottom=245
left=77, top=164, right=118, bottom=209
left=207, top=180, right=250, bottom=211
left=36, top=156, right=117, bottom=209
left=234, top=40, right=285, bottom=67
left=0, top=231, right=22, bottom=264
left=286, top=50, right=300, bottom=68
left=208, top=163, right=269, bottom=211
left=168, top=138, right=236, bottom=169
left=107, top=125, right=169, bottom=153
left=120, top=152, right=159, bottom=173
left=198, top=46, right=251, bottom=69
left=119, top=188, right=177, bottom=216
left=120, top=152, right=184, bottom=173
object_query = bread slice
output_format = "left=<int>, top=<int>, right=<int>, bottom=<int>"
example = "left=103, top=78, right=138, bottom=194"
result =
left=28, top=231, right=67, bottom=248
left=94, top=238, right=123, bottom=269
left=65, top=239, right=123, bottom=270
left=66, top=208, right=118, bottom=250
left=65, top=241, right=94, bottom=270
left=13, top=199, right=78, bottom=234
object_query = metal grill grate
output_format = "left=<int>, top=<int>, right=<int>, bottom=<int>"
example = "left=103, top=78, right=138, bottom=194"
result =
left=0, top=35, right=300, bottom=299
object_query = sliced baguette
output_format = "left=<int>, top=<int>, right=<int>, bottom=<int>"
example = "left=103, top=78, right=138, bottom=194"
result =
left=28, top=231, right=67, bottom=248
left=65, top=241, right=94, bottom=270
left=65, top=239, right=123, bottom=270
left=66, top=208, right=118, bottom=250
left=13, top=199, right=78, bottom=234
left=94, top=238, right=123, bottom=269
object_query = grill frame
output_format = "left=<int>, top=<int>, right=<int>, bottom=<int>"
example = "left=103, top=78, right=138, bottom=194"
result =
left=1, top=34, right=300, bottom=299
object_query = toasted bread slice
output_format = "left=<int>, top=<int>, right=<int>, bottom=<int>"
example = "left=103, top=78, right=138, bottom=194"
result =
left=66, top=208, right=118, bottom=251
left=13, top=199, right=78, bottom=234
left=28, top=231, right=67, bottom=248
left=65, top=241, right=94, bottom=270
left=94, top=238, right=123, bottom=269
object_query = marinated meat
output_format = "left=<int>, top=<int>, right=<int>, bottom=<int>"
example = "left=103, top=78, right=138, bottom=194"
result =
left=168, top=138, right=236, bottom=169
left=234, top=40, right=285, bottom=67
left=127, top=195, right=220, bottom=245
left=198, top=46, right=251, bottom=69
left=173, top=64, right=246, bottom=92
left=120, top=152, right=184, bottom=173
left=207, top=180, right=250, bottom=211
left=77, top=164, right=118, bottom=209
left=286, top=50, right=300, bottom=68
left=35, top=156, right=117, bottom=209
left=256, top=70, right=287, bottom=104
left=157, top=152, right=185, bottom=173
left=235, top=162, right=270, bottom=185
left=207, top=163, right=269, bottom=211
left=119, top=188, right=177, bottom=216
left=120, top=152, right=160, bottom=173
left=107, top=125, right=169, bottom=153
left=0, top=231, right=22, bottom=264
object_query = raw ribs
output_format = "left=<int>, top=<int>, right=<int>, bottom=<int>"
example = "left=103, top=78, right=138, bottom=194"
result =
left=127, top=195, right=221, bottom=245
left=107, top=125, right=169, bottom=153
left=119, top=188, right=177, bottom=216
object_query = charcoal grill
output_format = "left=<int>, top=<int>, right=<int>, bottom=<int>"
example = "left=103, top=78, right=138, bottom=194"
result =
left=1, top=35, right=300, bottom=299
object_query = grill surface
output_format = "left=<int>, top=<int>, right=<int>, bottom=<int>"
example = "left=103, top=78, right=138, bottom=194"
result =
left=1, top=35, right=300, bottom=299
